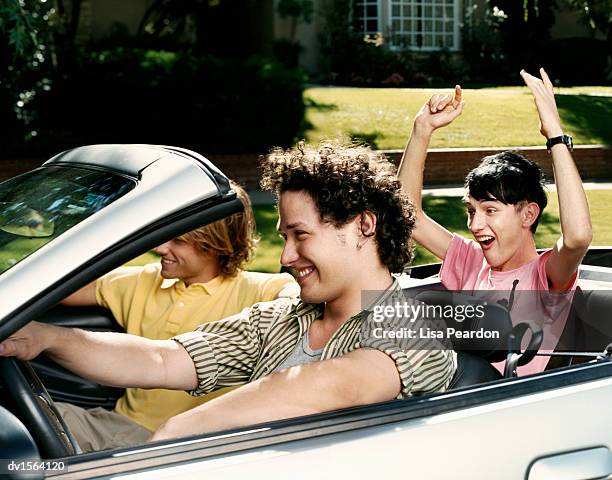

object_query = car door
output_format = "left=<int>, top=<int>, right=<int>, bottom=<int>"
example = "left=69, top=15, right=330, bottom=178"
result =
left=46, top=361, right=612, bottom=480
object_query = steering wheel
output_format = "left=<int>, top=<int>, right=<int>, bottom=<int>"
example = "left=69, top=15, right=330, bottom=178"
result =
left=0, top=357, right=81, bottom=458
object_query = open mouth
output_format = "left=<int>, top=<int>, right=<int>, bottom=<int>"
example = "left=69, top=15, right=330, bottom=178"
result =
left=477, top=236, right=495, bottom=249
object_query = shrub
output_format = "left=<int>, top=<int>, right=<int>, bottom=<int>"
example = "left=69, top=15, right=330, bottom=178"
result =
left=541, top=38, right=609, bottom=85
left=23, top=48, right=306, bottom=156
left=320, top=32, right=417, bottom=86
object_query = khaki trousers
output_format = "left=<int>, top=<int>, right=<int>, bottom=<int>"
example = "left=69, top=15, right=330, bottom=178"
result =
left=55, top=402, right=151, bottom=453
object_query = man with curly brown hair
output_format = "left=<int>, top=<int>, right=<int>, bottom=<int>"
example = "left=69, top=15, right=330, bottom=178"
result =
left=1, top=142, right=456, bottom=444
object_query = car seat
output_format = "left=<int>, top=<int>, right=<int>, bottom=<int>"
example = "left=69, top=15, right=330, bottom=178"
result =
left=414, top=290, right=543, bottom=388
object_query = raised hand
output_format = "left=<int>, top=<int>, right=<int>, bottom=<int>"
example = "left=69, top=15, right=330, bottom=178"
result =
left=520, top=68, right=563, bottom=139
left=414, top=85, right=464, bottom=134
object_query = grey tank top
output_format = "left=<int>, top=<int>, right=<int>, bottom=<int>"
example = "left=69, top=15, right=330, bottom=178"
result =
left=272, top=331, right=323, bottom=373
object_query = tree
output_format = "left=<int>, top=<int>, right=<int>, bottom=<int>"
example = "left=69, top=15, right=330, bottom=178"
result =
left=277, top=0, right=313, bottom=43
left=565, top=0, right=612, bottom=74
left=137, top=0, right=268, bottom=57
left=0, top=0, right=56, bottom=151
left=492, top=0, right=556, bottom=72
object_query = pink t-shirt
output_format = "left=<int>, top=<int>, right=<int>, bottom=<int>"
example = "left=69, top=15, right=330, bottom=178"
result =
left=439, top=234, right=577, bottom=376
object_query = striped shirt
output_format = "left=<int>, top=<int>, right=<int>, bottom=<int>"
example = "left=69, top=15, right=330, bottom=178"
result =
left=173, top=281, right=457, bottom=399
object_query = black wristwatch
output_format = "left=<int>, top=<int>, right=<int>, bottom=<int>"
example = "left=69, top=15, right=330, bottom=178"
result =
left=546, top=134, right=573, bottom=152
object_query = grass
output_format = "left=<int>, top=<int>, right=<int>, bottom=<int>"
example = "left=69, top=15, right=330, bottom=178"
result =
left=304, top=86, right=612, bottom=150
left=124, top=85, right=612, bottom=272
left=48, top=190, right=612, bottom=273
left=249, top=205, right=286, bottom=273
left=248, top=190, right=612, bottom=272
left=7, top=189, right=609, bottom=274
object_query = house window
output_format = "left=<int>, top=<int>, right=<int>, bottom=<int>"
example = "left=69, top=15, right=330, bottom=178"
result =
left=352, top=0, right=460, bottom=50
left=388, top=0, right=460, bottom=50
left=354, top=0, right=380, bottom=34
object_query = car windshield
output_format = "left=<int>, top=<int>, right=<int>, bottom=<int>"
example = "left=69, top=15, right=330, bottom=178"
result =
left=0, top=166, right=135, bottom=275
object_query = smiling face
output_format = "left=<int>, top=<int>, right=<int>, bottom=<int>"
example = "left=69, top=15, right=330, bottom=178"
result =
left=278, top=190, right=363, bottom=305
left=153, top=238, right=220, bottom=286
left=465, top=195, right=539, bottom=271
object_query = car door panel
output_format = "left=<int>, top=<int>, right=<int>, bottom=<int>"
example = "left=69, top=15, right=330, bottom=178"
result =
left=120, top=376, right=612, bottom=480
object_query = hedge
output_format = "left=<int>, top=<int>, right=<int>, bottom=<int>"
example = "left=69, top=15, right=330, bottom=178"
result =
left=11, top=48, right=306, bottom=157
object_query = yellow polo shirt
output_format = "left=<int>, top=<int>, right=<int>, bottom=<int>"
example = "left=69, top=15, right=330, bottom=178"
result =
left=95, top=264, right=296, bottom=431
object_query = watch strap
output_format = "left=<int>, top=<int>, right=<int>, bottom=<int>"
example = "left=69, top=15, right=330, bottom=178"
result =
left=546, top=134, right=573, bottom=152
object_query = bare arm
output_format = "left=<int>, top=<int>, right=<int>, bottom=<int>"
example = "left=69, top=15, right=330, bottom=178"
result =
left=61, top=280, right=97, bottom=306
left=150, top=348, right=400, bottom=441
left=520, top=68, right=592, bottom=290
left=0, top=322, right=197, bottom=390
left=398, top=87, right=464, bottom=260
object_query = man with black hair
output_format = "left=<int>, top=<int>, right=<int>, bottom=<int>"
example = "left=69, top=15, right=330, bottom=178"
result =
left=398, top=68, right=592, bottom=375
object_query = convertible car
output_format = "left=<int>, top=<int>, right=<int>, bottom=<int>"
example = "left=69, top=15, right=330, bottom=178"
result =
left=0, top=145, right=611, bottom=480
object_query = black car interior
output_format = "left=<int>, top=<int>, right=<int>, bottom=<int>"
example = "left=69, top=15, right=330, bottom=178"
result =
left=29, top=305, right=124, bottom=410
left=407, top=286, right=544, bottom=387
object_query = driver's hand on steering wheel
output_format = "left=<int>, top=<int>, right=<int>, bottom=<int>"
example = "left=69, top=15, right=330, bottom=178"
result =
left=0, top=321, right=51, bottom=361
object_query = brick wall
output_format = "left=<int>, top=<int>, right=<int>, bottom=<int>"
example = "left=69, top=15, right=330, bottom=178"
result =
left=383, top=145, right=612, bottom=186
left=2, top=145, right=610, bottom=189
left=206, top=153, right=264, bottom=191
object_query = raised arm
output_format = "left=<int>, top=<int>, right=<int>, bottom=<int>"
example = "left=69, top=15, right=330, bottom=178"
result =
left=520, top=68, right=592, bottom=291
left=0, top=322, right=197, bottom=390
left=398, top=86, right=464, bottom=260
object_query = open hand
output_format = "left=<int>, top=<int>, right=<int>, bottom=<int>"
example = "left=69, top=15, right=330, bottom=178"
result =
left=520, top=68, right=563, bottom=139
left=414, top=85, right=464, bottom=134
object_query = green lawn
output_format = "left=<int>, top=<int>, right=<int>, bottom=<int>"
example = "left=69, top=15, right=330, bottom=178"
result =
left=247, top=190, right=612, bottom=272
left=304, top=86, right=612, bottom=150
left=125, top=85, right=612, bottom=272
